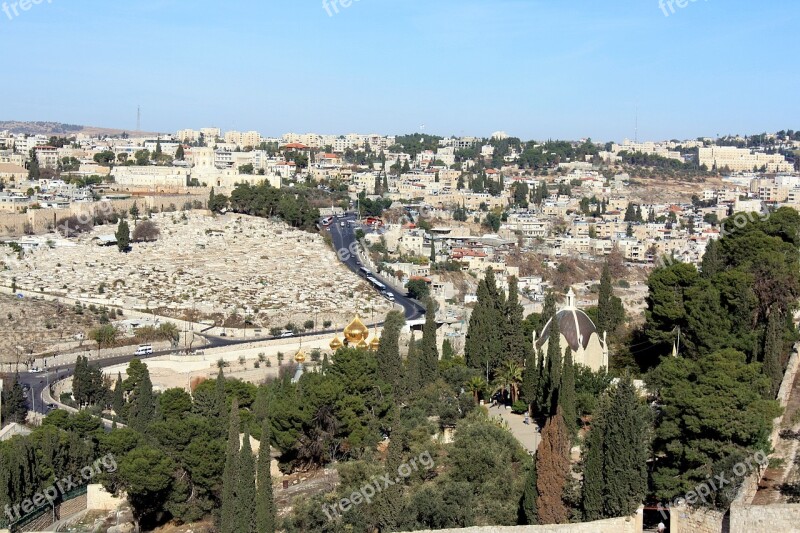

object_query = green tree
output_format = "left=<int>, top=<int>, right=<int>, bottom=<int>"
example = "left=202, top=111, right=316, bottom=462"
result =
left=376, top=311, right=405, bottom=393
left=544, top=317, right=562, bottom=415
left=649, top=349, right=781, bottom=505
left=601, top=375, right=650, bottom=517
left=27, top=148, right=40, bottom=179
left=115, top=445, right=175, bottom=531
left=581, top=394, right=608, bottom=521
left=762, top=310, right=785, bottom=399
left=406, top=279, right=430, bottom=300
left=597, top=262, right=623, bottom=337
left=505, top=277, right=531, bottom=365
left=115, top=219, right=130, bottom=252
left=419, top=299, right=440, bottom=387
left=256, top=422, right=277, bottom=533
left=519, top=459, right=539, bottom=525
left=129, top=202, right=140, bottom=220
left=1, top=375, right=28, bottom=423
left=128, top=366, right=156, bottom=433
left=560, top=347, right=577, bottom=438
left=235, top=430, right=257, bottom=533
left=175, top=145, right=185, bottom=160
left=220, top=398, right=241, bottom=533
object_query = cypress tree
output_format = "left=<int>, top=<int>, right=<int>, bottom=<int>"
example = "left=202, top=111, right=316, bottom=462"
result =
left=112, top=372, right=125, bottom=419
left=405, top=333, right=420, bottom=395
left=540, top=291, right=557, bottom=335
left=441, top=338, right=455, bottom=361
left=560, top=346, right=577, bottom=438
left=519, top=459, right=539, bottom=525
left=536, top=410, right=570, bottom=524
left=602, top=376, right=650, bottom=518
left=376, top=311, right=405, bottom=392
left=465, top=267, right=504, bottom=375
left=544, top=317, right=562, bottom=415
left=597, top=263, right=613, bottom=335
left=128, top=367, right=155, bottom=432
left=253, top=385, right=269, bottom=424
left=220, top=398, right=240, bottom=533
left=521, top=346, right=539, bottom=412
left=700, top=238, right=725, bottom=279
left=581, top=394, right=609, bottom=521
left=235, top=430, right=257, bottom=533
left=505, top=277, right=531, bottom=365
left=115, top=220, right=130, bottom=252
left=419, top=299, right=440, bottom=387
left=763, top=311, right=785, bottom=399
left=216, top=367, right=228, bottom=429
left=256, top=422, right=276, bottom=533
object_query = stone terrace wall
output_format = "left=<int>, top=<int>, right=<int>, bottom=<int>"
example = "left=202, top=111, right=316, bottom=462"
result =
left=402, top=509, right=642, bottom=533
left=730, top=503, right=800, bottom=531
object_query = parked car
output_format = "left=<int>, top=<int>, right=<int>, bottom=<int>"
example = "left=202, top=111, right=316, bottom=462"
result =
left=29, top=367, right=43, bottom=374
left=280, top=331, right=295, bottom=338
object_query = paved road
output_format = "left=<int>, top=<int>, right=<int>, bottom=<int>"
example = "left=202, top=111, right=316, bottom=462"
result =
left=15, top=213, right=424, bottom=416
left=326, top=212, right=425, bottom=321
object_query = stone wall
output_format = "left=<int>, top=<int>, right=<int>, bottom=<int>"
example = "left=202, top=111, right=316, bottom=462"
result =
left=0, top=193, right=208, bottom=237
left=669, top=505, right=727, bottom=533
left=730, top=503, right=800, bottom=531
left=401, top=509, right=642, bottom=533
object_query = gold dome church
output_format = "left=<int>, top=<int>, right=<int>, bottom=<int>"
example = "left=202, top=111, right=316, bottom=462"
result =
left=329, top=314, right=380, bottom=352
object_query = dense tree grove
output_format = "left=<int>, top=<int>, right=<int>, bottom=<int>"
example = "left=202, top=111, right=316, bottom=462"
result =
left=209, top=182, right=320, bottom=230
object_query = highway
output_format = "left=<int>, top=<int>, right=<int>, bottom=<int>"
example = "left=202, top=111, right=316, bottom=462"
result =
left=326, top=212, right=425, bottom=321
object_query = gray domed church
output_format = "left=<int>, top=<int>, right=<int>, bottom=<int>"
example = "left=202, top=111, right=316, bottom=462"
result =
left=533, top=288, right=609, bottom=372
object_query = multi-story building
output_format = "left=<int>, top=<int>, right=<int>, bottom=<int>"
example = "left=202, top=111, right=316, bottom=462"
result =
left=699, top=146, right=793, bottom=173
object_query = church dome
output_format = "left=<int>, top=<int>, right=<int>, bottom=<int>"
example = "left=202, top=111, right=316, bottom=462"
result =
left=536, top=288, right=598, bottom=352
left=329, top=336, right=343, bottom=351
left=344, top=315, right=369, bottom=344
left=538, top=309, right=598, bottom=351
left=369, top=336, right=380, bottom=351
left=295, top=349, right=307, bottom=363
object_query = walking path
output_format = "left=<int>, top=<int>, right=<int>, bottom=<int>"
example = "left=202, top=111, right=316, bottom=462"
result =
left=487, top=404, right=541, bottom=455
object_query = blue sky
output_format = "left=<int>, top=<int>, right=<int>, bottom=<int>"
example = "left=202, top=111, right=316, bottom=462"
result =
left=0, top=0, right=797, bottom=141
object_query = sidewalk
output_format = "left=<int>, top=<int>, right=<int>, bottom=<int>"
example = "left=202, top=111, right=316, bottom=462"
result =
left=487, top=404, right=541, bottom=455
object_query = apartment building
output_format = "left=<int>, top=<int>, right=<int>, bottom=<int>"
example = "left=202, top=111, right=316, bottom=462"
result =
left=699, top=146, right=793, bottom=173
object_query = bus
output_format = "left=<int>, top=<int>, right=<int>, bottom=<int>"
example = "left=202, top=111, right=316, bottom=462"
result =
left=367, top=277, right=386, bottom=291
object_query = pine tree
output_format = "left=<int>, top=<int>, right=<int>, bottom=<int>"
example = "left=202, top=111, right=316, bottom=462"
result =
left=763, top=311, right=785, bottom=399
left=602, top=376, right=650, bottom=518
left=235, top=430, right=257, bottom=533
left=560, top=347, right=577, bottom=438
left=544, top=317, right=562, bottom=415
left=175, top=144, right=185, bottom=160
left=376, top=311, right=405, bottom=393
left=256, top=422, right=276, bottom=533
left=220, top=399, right=240, bottom=533
left=519, top=459, right=539, bottom=525
left=419, top=299, right=440, bottom=387
left=536, top=410, right=570, bottom=524
left=505, top=277, right=531, bottom=365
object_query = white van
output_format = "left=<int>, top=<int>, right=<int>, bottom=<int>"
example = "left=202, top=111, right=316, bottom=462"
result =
left=134, top=344, right=153, bottom=356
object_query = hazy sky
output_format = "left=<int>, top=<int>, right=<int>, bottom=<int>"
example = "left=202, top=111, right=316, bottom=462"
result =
left=1, top=0, right=797, bottom=141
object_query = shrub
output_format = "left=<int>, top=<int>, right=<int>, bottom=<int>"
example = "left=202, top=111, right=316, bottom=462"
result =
left=132, top=220, right=160, bottom=242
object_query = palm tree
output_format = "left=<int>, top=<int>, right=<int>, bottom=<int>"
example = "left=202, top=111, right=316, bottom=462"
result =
left=466, top=376, right=487, bottom=404
left=493, top=360, right=523, bottom=404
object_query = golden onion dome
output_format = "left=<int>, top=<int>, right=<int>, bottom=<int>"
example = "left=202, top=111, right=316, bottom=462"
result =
left=343, top=315, right=369, bottom=344
left=329, top=336, right=343, bottom=351
left=294, top=349, right=306, bottom=364
left=357, top=338, right=369, bottom=349
left=369, top=336, right=380, bottom=351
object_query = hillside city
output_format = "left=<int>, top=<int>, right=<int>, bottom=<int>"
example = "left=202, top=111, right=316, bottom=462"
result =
left=2, top=1, right=800, bottom=533
left=0, top=123, right=799, bottom=533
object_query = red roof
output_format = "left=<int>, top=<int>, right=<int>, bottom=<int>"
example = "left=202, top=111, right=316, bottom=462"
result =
left=283, top=142, right=309, bottom=150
